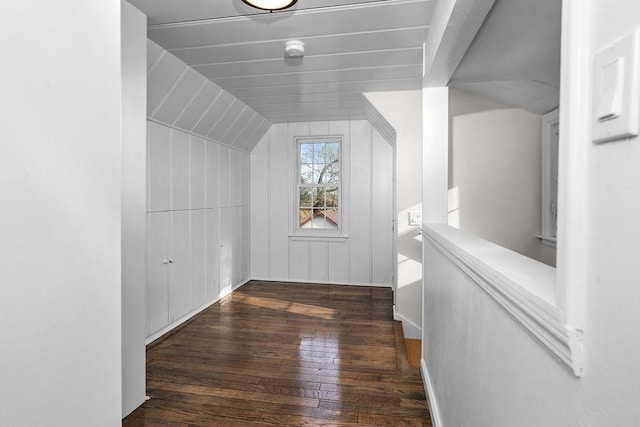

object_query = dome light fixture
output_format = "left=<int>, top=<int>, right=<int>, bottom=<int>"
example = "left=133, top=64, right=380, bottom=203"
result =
left=241, top=0, right=297, bottom=12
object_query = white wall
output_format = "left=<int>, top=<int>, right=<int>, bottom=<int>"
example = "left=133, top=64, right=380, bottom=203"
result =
left=146, top=121, right=250, bottom=342
left=0, top=1, right=123, bottom=425
left=362, top=91, right=423, bottom=338
left=250, top=120, right=393, bottom=287
left=421, top=0, right=640, bottom=425
left=121, top=1, right=147, bottom=418
left=449, top=89, right=549, bottom=264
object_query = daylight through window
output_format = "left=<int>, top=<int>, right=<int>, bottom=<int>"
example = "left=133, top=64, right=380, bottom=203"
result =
left=297, top=138, right=341, bottom=230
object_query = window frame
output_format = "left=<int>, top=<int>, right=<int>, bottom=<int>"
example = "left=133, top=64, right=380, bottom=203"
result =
left=293, top=136, right=344, bottom=238
left=539, top=108, right=559, bottom=247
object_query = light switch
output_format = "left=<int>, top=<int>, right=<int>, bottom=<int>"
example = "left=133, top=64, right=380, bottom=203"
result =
left=592, top=30, right=640, bottom=143
left=408, top=211, right=422, bottom=226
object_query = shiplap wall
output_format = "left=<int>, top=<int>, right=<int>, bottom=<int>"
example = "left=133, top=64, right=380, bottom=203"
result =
left=146, top=121, right=250, bottom=341
left=250, top=120, right=393, bottom=286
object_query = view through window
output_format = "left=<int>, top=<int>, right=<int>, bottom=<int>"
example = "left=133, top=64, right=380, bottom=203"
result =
left=297, top=138, right=341, bottom=230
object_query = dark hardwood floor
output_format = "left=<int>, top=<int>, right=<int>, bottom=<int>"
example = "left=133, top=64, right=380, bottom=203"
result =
left=123, top=281, right=431, bottom=426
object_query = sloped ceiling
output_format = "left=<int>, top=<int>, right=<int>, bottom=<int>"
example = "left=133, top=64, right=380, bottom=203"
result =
left=129, top=0, right=434, bottom=124
left=147, top=39, right=270, bottom=152
left=448, top=0, right=561, bottom=114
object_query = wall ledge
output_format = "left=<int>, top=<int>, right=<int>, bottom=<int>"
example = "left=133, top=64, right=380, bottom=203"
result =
left=422, top=223, right=583, bottom=376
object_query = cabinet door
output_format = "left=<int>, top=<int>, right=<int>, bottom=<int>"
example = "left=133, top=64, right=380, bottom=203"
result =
left=171, top=130, right=190, bottom=210
left=206, top=209, right=219, bottom=300
left=146, top=211, right=169, bottom=336
left=148, top=122, right=171, bottom=212
left=219, top=207, right=232, bottom=296
left=191, top=209, right=206, bottom=308
left=169, top=210, right=191, bottom=321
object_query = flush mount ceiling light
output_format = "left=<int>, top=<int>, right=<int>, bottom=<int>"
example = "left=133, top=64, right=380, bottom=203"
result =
left=241, top=0, right=297, bottom=11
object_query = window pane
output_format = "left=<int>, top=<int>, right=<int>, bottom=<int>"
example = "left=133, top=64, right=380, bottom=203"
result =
left=319, top=163, right=339, bottom=184
left=316, top=208, right=339, bottom=229
left=312, top=164, right=323, bottom=184
left=300, top=163, right=313, bottom=184
left=325, top=143, right=339, bottom=163
left=312, top=188, right=325, bottom=207
left=299, top=188, right=312, bottom=208
left=300, top=143, right=313, bottom=163
left=325, top=187, right=339, bottom=207
left=299, top=208, right=312, bottom=228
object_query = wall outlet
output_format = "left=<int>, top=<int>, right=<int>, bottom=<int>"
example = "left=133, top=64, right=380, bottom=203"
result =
left=408, top=211, right=422, bottom=226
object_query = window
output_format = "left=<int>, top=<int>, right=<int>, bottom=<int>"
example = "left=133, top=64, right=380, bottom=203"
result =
left=296, top=137, right=341, bottom=232
left=540, top=109, right=559, bottom=247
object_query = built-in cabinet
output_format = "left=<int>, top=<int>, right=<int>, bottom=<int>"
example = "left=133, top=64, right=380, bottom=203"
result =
left=146, top=121, right=249, bottom=340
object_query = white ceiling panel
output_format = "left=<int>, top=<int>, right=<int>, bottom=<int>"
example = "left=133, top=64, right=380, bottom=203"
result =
left=220, top=109, right=256, bottom=147
left=207, top=100, right=247, bottom=141
left=174, top=81, right=223, bottom=131
left=193, top=48, right=422, bottom=79
left=147, top=52, right=187, bottom=116
left=129, top=0, right=433, bottom=125
left=147, top=43, right=271, bottom=151
left=130, top=0, right=392, bottom=25
left=170, top=27, right=427, bottom=65
left=152, top=67, right=206, bottom=125
left=193, top=90, right=235, bottom=136
left=145, top=1, right=433, bottom=50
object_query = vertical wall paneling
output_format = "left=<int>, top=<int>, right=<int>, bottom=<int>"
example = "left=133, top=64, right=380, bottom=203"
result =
left=230, top=149, right=241, bottom=207
left=349, top=120, right=373, bottom=284
left=328, top=241, right=350, bottom=283
left=190, top=136, right=205, bottom=209
left=206, top=142, right=219, bottom=209
left=169, top=210, right=191, bottom=321
left=250, top=120, right=393, bottom=287
left=289, top=241, right=310, bottom=281
left=147, top=212, right=170, bottom=335
left=371, top=128, right=394, bottom=285
left=146, top=121, right=250, bottom=342
left=148, top=121, right=171, bottom=212
left=171, top=129, right=190, bottom=211
left=309, top=242, right=329, bottom=282
left=219, top=146, right=230, bottom=207
left=206, top=208, right=220, bottom=300
left=250, top=135, right=270, bottom=278
left=191, top=209, right=206, bottom=306
left=268, top=124, right=290, bottom=280
left=219, top=207, right=232, bottom=294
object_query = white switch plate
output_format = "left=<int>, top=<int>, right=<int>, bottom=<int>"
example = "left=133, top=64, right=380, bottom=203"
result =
left=592, top=30, right=640, bottom=143
left=408, top=211, right=422, bottom=226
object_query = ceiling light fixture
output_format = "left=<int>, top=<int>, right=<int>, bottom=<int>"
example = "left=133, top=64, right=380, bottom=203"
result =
left=241, top=0, right=297, bottom=12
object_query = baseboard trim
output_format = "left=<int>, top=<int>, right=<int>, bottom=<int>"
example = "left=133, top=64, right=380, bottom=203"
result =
left=145, top=279, right=250, bottom=346
left=250, top=278, right=392, bottom=288
left=394, top=311, right=422, bottom=339
left=421, top=358, right=443, bottom=427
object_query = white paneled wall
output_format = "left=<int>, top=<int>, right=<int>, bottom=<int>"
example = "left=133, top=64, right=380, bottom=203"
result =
left=251, top=120, right=393, bottom=286
left=146, top=121, right=250, bottom=341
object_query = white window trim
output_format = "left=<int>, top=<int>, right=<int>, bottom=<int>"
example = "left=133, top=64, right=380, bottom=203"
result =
left=292, top=135, right=345, bottom=239
left=539, top=108, right=559, bottom=248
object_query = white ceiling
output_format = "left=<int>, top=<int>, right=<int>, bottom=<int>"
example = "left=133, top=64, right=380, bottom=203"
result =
left=128, top=0, right=434, bottom=123
left=449, top=0, right=562, bottom=114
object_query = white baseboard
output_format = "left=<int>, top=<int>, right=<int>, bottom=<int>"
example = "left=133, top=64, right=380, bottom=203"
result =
left=145, top=279, right=250, bottom=345
left=393, top=309, right=422, bottom=339
left=249, top=278, right=392, bottom=288
left=421, top=358, right=443, bottom=427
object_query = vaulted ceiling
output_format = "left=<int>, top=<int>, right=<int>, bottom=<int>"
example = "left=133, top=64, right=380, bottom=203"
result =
left=128, top=0, right=434, bottom=123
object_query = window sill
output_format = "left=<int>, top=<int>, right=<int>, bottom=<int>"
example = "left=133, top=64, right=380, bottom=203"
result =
left=289, top=233, right=348, bottom=243
left=422, top=223, right=583, bottom=376
left=536, top=234, right=557, bottom=248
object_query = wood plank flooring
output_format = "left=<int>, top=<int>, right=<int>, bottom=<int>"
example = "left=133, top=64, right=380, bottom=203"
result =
left=123, top=281, right=431, bottom=426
